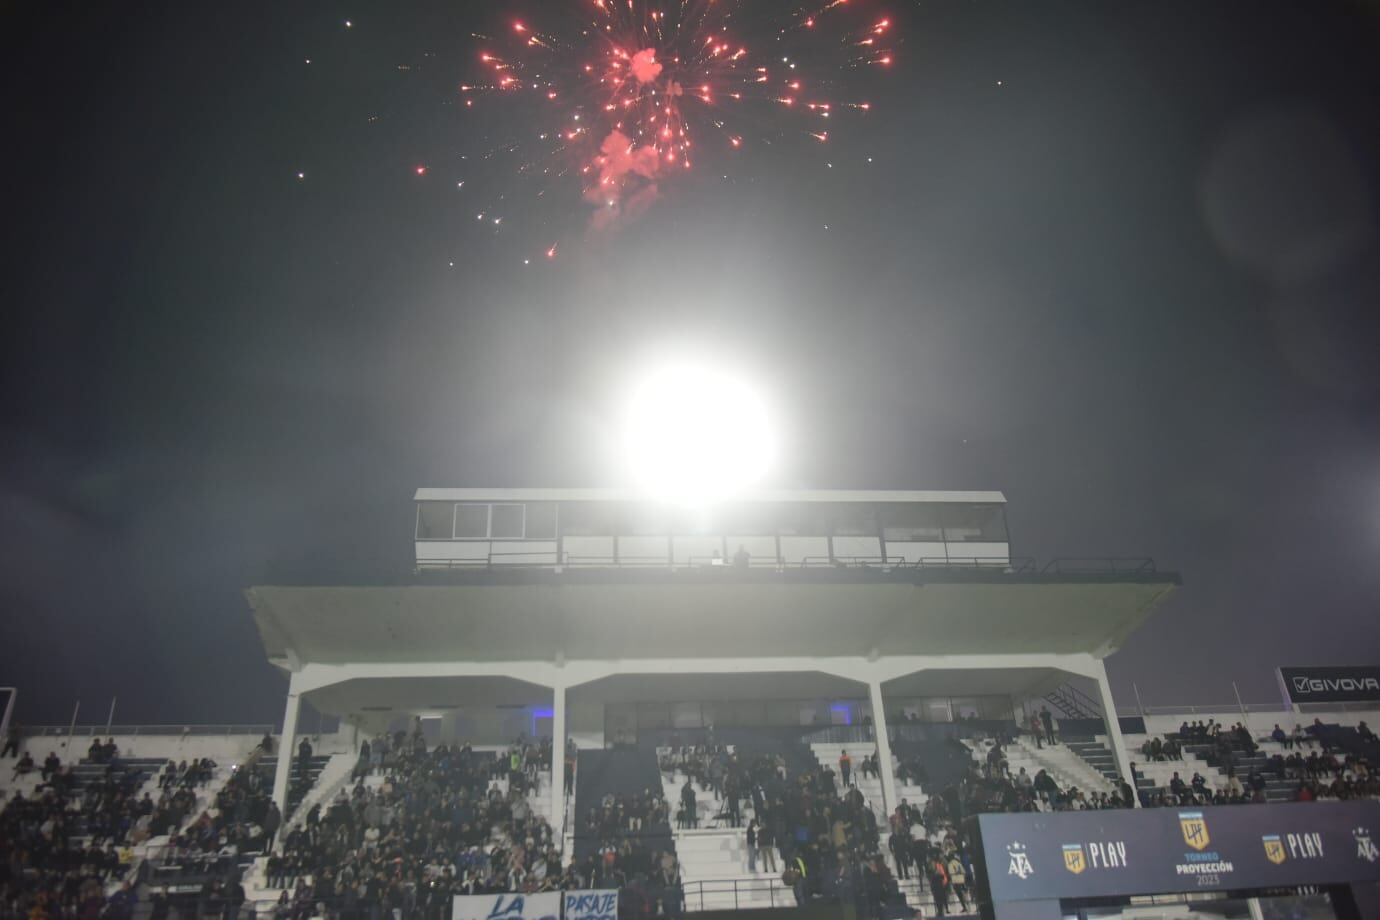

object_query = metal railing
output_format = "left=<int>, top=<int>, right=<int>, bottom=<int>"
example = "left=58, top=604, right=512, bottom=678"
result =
left=677, top=875, right=929, bottom=912
left=23, top=723, right=276, bottom=738
left=415, top=552, right=1163, bottom=577
left=1040, top=557, right=1156, bottom=575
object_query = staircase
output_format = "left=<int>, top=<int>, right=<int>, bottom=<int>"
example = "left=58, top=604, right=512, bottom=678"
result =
left=1063, top=738, right=1122, bottom=785
left=1043, top=684, right=1101, bottom=720
left=254, top=754, right=332, bottom=821
left=1004, top=739, right=1114, bottom=795
left=278, top=752, right=356, bottom=835
left=808, top=742, right=887, bottom=820
left=675, top=831, right=785, bottom=910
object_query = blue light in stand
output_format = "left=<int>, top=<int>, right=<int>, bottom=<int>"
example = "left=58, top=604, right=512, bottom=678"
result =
left=531, top=706, right=555, bottom=737
left=830, top=704, right=852, bottom=726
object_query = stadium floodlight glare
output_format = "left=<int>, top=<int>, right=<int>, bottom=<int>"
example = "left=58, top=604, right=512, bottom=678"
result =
left=620, top=361, right=776, bottom=503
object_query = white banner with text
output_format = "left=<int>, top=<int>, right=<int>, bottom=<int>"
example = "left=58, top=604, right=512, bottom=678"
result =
left=562, top=890, right=619, bottom=920
left=452, top=893, right=561, bottom=920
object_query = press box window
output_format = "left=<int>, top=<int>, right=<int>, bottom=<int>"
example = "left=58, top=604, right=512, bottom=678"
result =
left=830, top=503, right=878, bottom=536
left=525, top=503, right=557, bottom=539
left=880, top=503, right=945, bottom=542
left=454, top=504, right=490, bottom=539
left=941, top=503, right=1008, bottom=542
left=490, top=504, right=525, bottom=539
left=416, top=502, right=454, bottom=540
left=561, top=502, right=616, bottom=536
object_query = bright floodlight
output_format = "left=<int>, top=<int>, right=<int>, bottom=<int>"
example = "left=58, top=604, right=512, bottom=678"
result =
left=621, top=362, right=776, bottom=502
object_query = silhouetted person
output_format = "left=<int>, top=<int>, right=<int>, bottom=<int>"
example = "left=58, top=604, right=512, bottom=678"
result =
left=1040, top=707, right=1055, bottom=745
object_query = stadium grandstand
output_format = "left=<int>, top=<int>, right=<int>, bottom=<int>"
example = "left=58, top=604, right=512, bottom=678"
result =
left=3, top=489, right=1378, bottom=920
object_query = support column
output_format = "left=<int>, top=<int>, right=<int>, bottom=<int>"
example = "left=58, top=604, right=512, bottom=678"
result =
left=272, top=675, right=303, bottom=823
left=550, top=686, right=567, bottom=850
left=868, top=680, right=899, bottom=821
left=1092, top=660, right=1138, bottom=807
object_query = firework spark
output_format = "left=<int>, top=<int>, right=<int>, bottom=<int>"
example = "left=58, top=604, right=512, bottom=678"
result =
left=460, top=0, right=897, bottom=257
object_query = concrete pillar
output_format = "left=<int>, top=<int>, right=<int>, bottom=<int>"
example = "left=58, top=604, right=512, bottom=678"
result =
left=868, top=680, right=899, bottom=820
left=550, top=686, right=567, bottom=850
left=272, top=675, right=303, bottom=823
left=1092, top=660, right=1139, bottom=807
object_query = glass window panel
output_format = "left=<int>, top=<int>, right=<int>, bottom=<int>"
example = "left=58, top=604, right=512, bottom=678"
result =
left=951, top=697, right=981, bottom=720
left=717, top=502, right=778, bottom=535
left=880, top=503, right=946, bottom=542
left=671, top=702, right=703, bottom=728
left=624, top=502, right=671, bottom=535
left=635, top=702, right=671, bottom=730
left=941, top=503, right=1008, bottom=542
left=775, top=503, right=830, bottom=536
left=454, top=504, right=489, bottom=539
left=416, top=503, right=454, bottom=539
left=490, top=504, right=524, bottom=539
left=740, top=700, right=767, bottom=727
left=922, top=700, right=951, bottom=723
left=669, top=505, right=715, bottom=535
left=525, top=503, right=557, bottom=540
left=765, top=700, right=802, bottom=726
left=977, top=696, right=1013, bottom=721
left=561, top=502, right=615, bottom=536
left=830, top=503, right=878, bottom=536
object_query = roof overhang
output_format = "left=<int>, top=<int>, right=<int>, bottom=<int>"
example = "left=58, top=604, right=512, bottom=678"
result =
left=247, top=568, right=1178, bottom=669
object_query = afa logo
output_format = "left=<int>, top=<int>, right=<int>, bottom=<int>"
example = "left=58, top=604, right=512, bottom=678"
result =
left=1007, top=842, right=1034, bottom=879
left=1179, top=811, right=1210, bottom=851
left=1062, top=845, right=1087, bottom=875
left=1356, top=827, right=1379, bottom=864
left=1262, top=835, right=1286, bottom=865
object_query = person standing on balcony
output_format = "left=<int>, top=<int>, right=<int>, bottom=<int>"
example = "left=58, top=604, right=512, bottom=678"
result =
left=1027, top=712, right=1043, bottom=749
left=746, top=819, right=759, bottom=872
left=1040, top=707, right=1056, bottom=746
left=839, top=750, right=852, bottom=787
left=1, top=724, right=20, bottom=758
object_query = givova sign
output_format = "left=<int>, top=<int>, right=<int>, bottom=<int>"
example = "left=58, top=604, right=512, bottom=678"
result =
left=452, top=893, right=560, bottom=920
left=1280, top=666, right=1380, bottom=704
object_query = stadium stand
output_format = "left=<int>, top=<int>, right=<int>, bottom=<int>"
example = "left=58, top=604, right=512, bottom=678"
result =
left=2, top=708, right=1378, bottom=919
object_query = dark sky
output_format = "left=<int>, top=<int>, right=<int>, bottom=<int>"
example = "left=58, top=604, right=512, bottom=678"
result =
left=4, top=1, right=1379, bottom=725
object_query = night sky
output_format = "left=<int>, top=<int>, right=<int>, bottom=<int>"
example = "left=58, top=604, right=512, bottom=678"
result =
left=3, top=1, right=1379, bottom=725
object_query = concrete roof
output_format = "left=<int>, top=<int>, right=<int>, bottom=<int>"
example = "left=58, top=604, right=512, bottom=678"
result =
left=247, top=568, right=1178, bottom=670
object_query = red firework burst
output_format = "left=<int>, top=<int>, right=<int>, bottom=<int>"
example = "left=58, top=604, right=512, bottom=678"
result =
left=460, top=0, right=896, bottom=255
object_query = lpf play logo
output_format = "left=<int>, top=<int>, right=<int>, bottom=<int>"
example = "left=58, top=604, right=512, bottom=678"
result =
left=1062, top=845, right=1087, bottom=875
left=1180, top=812, right=1210, bottom=851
